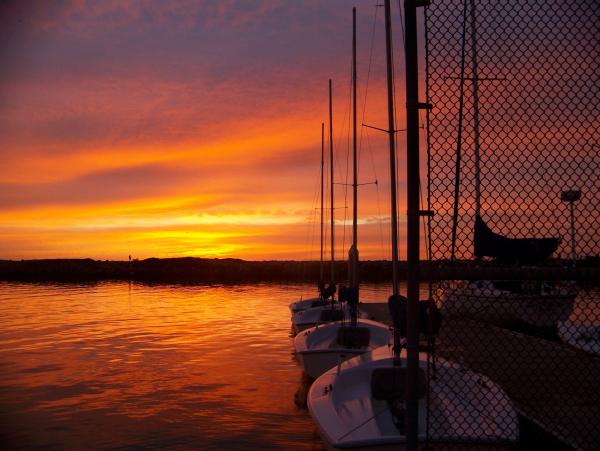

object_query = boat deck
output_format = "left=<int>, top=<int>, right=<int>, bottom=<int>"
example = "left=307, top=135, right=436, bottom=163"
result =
left=359, top=303, right=600, bottom=450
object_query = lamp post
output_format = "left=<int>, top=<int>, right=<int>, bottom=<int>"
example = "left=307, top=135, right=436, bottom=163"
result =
left=561, top=189, right=581, bottom=266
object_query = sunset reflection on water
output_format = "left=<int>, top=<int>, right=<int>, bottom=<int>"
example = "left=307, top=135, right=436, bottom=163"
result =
left=1, top=282, right=370, bottom=449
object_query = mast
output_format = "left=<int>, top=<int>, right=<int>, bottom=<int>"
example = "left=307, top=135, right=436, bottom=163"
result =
left=352, top=6, right=358, bottom=256
left=384, top=0, right=399, bottom=297
left=349, top=6, right=359, bottom=325
left=470, top=0, right=481, bottom=218
left=329, top=79, right=335, bottom=287
left=320, top=122, right=325, bottom=287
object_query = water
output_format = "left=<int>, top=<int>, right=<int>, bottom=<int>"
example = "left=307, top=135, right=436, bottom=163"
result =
left=0, top=281, right=393, bottom=450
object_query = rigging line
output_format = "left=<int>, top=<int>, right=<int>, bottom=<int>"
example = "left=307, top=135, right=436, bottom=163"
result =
left=358, top=2, right=380, bottom=172
left=307, top=187, right=319, bottom=265
left=397, top=0, right=406, bottom=49
left=366, top=127, right=387, bottom=260
left=304, top=149, right=323, bottom=264
left=450, top=0, right=469, bottom=262
left=337, top=403, right=393, bottom=441
left=358, top=6, right=387, bottom=261
left=342, top=58, right=353, bottom=267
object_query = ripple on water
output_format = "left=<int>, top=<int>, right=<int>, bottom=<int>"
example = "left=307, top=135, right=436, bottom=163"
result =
left=0, top=281, right=330, bottom=450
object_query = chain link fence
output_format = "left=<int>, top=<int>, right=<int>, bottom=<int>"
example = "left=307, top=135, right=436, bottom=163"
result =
left=425, top=1, right=599, bottom=449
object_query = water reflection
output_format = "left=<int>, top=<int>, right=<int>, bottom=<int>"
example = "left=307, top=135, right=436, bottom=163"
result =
left=0, top=281, right=337, bottom=450
left=1, top=281, right=595, bottom=449
left=293, top=372, right=315, bottom=409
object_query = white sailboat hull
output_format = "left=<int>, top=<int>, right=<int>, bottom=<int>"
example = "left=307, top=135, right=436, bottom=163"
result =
left=289, top=297, right=331, bottom=314
left=292, top=305, right=368, bottom=335
left=437, top=281, right=575, bottom=327
left=308, top=346, right=519, bottom=450
left=295, top=319, right=392, bottom=378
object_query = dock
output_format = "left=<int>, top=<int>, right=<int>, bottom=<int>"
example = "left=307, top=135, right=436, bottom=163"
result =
left=359, top=303, right=600, bottom=450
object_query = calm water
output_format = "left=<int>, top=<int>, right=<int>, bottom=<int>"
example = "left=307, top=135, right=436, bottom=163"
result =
left=0, top=281, right=393, bottom=450
left=2, top=281, right=596, bottom=450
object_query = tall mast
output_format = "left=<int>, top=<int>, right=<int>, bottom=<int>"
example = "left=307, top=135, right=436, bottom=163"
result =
left=349, top=6, right=359, bottom=294
left=352, top=6, right=358, bottom=255
left=320, top=122, right=325, bottom=286
left=470, top=0, right=481, bottom=218
left=384, top=0, right=399, bottom=297
left=348, top=6, right=359, bottom=326
left=329, top=79, right=335, bottom=286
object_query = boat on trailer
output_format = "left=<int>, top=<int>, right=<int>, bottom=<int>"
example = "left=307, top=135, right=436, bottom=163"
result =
left=437, top=278, right=575, bottom=328
left=437, top=216, right=576, bottom=327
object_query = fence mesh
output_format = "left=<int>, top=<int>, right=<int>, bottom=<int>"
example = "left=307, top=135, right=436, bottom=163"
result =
left=424, top=1, right=599, bottom=449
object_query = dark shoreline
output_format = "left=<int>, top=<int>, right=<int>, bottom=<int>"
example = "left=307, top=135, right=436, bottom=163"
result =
left=0, top=258, right=396, bottom=284
left=0, top=257, right=598, bottom=285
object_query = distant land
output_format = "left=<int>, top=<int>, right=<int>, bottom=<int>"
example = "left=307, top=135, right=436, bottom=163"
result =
left=0, top=258, right=397, bottom=284
left=0, top=257, right=598, bottom=285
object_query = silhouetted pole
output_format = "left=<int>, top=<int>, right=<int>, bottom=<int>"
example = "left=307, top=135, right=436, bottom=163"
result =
left=352, top=7, right=358, bottom=255
left=384, top=0, right=399, bottom=299
left=350, top=7, right=360, bottom=298
left=470, top=0, right=481, bottom=218
left=320, top=122, right=325, bottom=286
left=561, top=189, right=581, bottom=266
left=329, top=79, right=335, bottom=287
left=404, top=0, right=422, bottom=449
left=349, top=6, right=359, bottom=326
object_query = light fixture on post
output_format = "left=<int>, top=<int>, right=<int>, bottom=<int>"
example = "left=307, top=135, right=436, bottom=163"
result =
left=560, top=189, right=581, bottom=266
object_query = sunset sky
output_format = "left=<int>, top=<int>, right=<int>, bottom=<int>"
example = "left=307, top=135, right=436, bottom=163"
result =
left=0, top=0, right=426, bottom=261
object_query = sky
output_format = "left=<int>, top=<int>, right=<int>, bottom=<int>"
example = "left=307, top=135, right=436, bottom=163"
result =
left=1, top=0, right=419, bottom=261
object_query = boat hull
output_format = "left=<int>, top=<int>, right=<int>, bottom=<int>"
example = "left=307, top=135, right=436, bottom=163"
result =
left=297, top=348, right=365, bottom=379
left=308, top=347, right=518, bottom=450
left=289, top=297, right=331, bottom=314
left=292, top=305, right=368, bottom=335
left=437, top=281, right=575, bottom=327
left=295, top=319, right=392, bottom=378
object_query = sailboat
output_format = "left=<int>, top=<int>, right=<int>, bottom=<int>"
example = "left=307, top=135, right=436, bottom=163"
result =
left=307, top=2, right=519, bottom=448
left=439, top=216, right=576, bottom=327
left=291, top=79, right=355, bottom=335
left=436, top=0, right=575, bottom=328
left=290, top=123, right=336, bottom=314
left=294, top=8, right=392, bottom=378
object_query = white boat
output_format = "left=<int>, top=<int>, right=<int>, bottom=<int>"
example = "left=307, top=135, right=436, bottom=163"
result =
left=437, top=279, right=575, bottom=327
left=289, top=296, right=332, bottom=314
left=295, top=318, right=392, bottom=378
left=558, top=320, right=600, bottom=356
left=308, top=346, right=519, bottom=450
left=291, top=303, right=368, bottom=335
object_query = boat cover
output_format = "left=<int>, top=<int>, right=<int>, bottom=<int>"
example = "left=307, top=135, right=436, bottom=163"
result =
left=473, top=214, right=560, bottom=262
left=335, top=326, right=370, bottom=348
